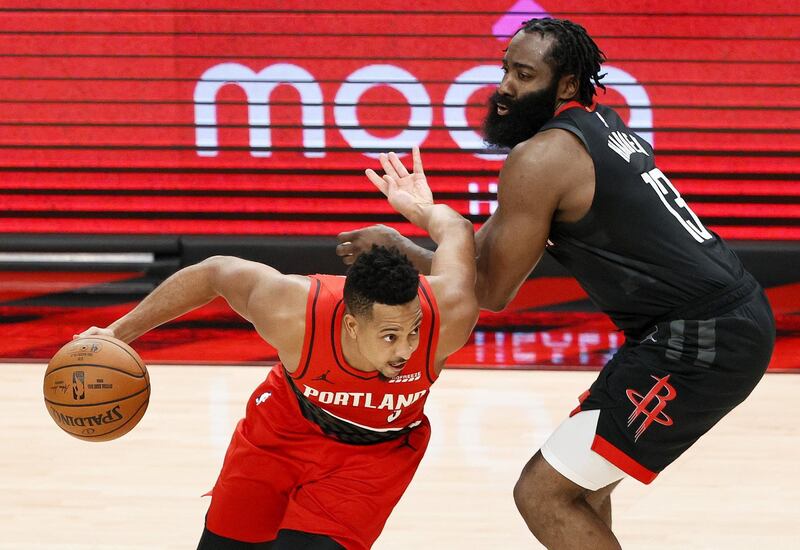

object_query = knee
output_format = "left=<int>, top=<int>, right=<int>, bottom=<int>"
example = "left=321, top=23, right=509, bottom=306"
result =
left=513, top=457, right=554, bottom=518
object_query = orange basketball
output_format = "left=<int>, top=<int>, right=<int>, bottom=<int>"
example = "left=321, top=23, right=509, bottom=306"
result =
left=43, top=335, right=150, bottom=442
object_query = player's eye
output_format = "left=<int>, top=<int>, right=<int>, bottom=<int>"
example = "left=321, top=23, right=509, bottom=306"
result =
left=383, top=334, right=396, bottom=343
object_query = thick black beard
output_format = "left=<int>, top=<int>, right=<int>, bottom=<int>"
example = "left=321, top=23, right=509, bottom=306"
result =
left=482, top=80, right=560, bottom=149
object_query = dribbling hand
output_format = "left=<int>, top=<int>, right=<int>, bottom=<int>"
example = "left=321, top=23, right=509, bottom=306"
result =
left=73, top=326, right=116, bottom=340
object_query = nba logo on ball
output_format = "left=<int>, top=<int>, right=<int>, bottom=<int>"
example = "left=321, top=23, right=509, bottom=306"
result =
left=72, top=371, right=85, bottom=400
left=44, top=336, right=151, bottom=442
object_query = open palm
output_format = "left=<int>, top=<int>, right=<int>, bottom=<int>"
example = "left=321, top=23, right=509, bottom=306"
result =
left=365, top=147, right=433, bottom=226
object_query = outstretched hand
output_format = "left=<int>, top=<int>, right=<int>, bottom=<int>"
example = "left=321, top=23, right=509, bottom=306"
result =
left=365, top=146, right=433, bottom=227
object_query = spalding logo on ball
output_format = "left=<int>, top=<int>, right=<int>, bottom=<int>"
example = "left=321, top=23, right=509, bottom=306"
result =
left=43, top=335, right=150, bottom=441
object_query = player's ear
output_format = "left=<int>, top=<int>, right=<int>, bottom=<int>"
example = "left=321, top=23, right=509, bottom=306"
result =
left=557, top=74, right=578, bottom=103
left=343, top=313, right=359, bottom=338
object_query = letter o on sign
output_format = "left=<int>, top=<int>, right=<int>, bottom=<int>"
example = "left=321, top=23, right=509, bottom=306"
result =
left=334, top=64, right=432, bottom=158
left=444, top=65, right=506, bottom=161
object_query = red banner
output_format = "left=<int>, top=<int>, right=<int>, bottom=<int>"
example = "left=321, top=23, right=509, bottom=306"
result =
left=0, top=0, right=798, bottom=238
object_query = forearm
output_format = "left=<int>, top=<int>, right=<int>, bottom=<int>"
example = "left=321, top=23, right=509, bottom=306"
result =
left=474, top=222, right=494, bottom=309
left=108, top=260, right=220, bottom=343
left=405, top=204, right=473, bottom=275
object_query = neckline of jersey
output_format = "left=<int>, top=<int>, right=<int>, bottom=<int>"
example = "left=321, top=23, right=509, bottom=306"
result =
left=555, top=100, right=597, bottom=117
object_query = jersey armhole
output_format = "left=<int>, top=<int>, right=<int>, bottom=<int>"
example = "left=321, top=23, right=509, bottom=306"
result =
left=546, top=121, right=590, bottom=154
left=292, top=276, right=322, bottom=380
left=418, top=275, right=441, bottom=384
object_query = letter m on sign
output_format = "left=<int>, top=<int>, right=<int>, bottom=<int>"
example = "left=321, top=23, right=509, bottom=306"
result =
left=194, top=62, right=325, bottom=158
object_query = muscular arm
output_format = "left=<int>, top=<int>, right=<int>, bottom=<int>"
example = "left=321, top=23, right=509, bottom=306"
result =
left=358, top=148, right=479, bottom=362
left=416, top=205, right=479, bottom=362
left=97, top=256, right=309, bottom=364
left=475, top=129, right=592, bottom=311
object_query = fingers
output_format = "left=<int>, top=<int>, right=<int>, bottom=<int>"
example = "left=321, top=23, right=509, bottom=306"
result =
left=365, top=169, right=388, bottom=195
left=336, top=241, right=355, bottom=257
left=337, top=229, right=357, bottom=243
left=382, top=174, right=397, bottom=193
left=73, top=327, right=102, bottom=339
left=378, top=153, right=399, bottom=180
left=335, top=242, right=358, bottom=265
left=388, top=152, right=409, bottom=178
left=412, top=146, right=424, bottom=175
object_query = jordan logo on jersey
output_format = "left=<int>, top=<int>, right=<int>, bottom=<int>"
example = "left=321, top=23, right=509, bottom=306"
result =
left=607, top=131, right=649, bottom=163
left=640, top=326, right=658, bottom=344
left=313, top=370, right=334, bottom=384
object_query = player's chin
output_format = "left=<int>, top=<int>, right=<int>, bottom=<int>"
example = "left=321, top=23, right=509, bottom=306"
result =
left=383, top=362, right=407, bottom=378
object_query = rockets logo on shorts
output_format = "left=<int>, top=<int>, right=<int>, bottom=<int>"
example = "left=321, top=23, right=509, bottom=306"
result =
left=626, top=374, right=677, bottom=441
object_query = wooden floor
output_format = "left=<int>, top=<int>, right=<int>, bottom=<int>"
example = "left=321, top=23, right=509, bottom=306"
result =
left=3, top=363, right=799, bottom=549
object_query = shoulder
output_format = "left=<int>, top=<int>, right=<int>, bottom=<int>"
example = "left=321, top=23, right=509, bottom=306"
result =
left=251, top=272, right=311, bottom=319
left=249, top=272, right=311, bottom=368
left=507, top=127, right=589, bottom=174
left=499, top=128, right=591, bottom=204
left=211, top=257, right=310, bottom=306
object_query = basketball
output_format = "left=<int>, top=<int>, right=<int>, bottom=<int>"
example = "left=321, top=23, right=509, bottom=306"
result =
left=43, top=335, right=150, bottom=442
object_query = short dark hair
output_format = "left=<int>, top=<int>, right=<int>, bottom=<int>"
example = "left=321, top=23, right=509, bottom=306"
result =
left=343, top=246, right=419, bottom=318
left=520, top=18, right=606, bottom=105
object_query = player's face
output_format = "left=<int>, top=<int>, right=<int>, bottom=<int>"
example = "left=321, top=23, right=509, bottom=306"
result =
left=356, top=299, right=423, bottom=380
left=483, top=32, right=561, bottom=149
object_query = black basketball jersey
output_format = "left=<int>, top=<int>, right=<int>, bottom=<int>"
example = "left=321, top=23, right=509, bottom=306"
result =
left=540, top=102, right=753, bottom=334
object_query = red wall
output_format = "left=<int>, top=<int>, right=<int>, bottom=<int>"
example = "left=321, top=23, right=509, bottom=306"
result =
left=1, top=0, right=798, bottom=238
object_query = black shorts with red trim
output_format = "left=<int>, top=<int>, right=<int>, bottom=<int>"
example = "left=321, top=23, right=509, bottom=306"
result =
left=573, top=286, right=775, bottom=484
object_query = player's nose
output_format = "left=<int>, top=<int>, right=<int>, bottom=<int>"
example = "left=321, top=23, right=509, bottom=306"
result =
left=498, top=76, right=514, bottom=99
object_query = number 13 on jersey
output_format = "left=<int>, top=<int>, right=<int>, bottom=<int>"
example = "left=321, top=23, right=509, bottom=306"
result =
left=641, top=168, right=714, bottom=243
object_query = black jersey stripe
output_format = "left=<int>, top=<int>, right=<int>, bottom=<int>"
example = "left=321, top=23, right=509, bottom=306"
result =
left=419, top=278, right=438, bottom=385
left=292, top=277, right=320, bottom=380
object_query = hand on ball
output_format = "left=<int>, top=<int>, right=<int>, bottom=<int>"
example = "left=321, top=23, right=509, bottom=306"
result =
left=74, top=326, right=116, bottom=340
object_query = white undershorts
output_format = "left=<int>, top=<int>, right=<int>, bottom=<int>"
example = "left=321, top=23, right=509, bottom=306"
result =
left=540, top=409, right=627, bottom=491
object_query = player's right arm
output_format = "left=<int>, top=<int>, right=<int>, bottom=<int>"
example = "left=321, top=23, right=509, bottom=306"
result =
left=77, top=257, right=309, bottom=365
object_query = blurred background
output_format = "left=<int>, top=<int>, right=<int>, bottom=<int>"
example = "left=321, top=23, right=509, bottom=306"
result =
left=2, top=2, right=799, bottom=549
left=1, top=0, right=798, bottom=370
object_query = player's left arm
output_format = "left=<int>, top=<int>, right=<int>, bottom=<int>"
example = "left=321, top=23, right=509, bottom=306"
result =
left=474, top=130, right=581, bottom=312
left=365, top=148, right=479, bottom=362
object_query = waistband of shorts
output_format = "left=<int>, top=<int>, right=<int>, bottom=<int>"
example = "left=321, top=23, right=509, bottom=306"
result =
left=649, top=273, right=760, bottom=327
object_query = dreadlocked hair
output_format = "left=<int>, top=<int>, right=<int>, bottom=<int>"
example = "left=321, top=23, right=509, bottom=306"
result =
left=520, top=18, right=606, bottom=105
left=343, top=245, right=419, bottom=318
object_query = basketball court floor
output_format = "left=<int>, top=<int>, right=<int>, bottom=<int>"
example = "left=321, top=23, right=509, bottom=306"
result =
left=3, top=362, right=799, bottom=549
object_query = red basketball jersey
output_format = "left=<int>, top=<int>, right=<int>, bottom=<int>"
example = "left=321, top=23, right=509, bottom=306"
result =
left=287, top=274, right=440, bottom=433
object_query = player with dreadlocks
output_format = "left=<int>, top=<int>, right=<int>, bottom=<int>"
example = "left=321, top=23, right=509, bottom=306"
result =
left=338, top=17, right=774, bottom=549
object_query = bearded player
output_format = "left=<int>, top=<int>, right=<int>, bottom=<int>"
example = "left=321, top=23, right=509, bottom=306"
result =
left=337, top=18, right=775, bottom=549
left=77, top=147, right=478, bottom=549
